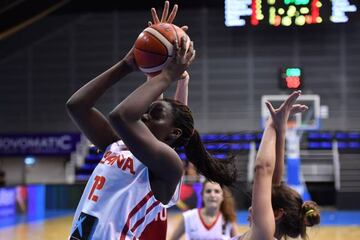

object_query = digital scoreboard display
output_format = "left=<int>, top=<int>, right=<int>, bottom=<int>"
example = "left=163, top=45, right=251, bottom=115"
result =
left=279, top=67, right=303, bottom=90
left=225, top=0, right=358, bottom=27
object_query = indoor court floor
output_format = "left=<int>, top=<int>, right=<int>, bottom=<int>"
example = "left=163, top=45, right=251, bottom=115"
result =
left=1, top=210, right=360, bottom=240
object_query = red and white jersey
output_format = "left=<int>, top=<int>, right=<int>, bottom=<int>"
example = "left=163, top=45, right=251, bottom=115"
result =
left=183, top=209, right=232, bottom=240
left=230, top=234, right=277, bottom=240
left=69, top=140, right=181, bottom=240
left=139, top=208, right=167, bottom=240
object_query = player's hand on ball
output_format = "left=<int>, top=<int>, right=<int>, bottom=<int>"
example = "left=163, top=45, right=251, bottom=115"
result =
left=177, top=36, right=193, bottom=64
left=123, top=47, right=139, bottom=71
left=163, top=36, right=195, bottom=81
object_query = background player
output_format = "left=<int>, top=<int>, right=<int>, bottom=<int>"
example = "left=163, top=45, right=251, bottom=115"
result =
left=170, top=180, right=239, bottom=239
left=233, top=91, right=320, bottom=240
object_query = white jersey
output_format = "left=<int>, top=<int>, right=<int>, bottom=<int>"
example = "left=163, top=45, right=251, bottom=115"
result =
left=69, top=140, right=181, bottom=240
left=183, top=208, right=233, bottom=240
left=231, top=233, right=277, bottom=240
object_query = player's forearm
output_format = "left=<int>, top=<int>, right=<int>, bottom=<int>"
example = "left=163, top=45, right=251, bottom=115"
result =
left=110, top=71, right=172, bottom=122
left=273, top=129, right=285, bottom=185
left=255, top=123, right=276, bottom=175
left=67, top=60, right=132, bottom=109
left=174, top=76, right=189, bottom=105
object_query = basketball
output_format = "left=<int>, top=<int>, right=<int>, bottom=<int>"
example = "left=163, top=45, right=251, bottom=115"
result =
left=134, top=23, right=190, bottom=76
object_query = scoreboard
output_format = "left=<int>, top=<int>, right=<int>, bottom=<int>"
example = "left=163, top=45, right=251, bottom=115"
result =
left=279, top=67, right=303, bottom=90
left=225, top=0, right=358, bottom=27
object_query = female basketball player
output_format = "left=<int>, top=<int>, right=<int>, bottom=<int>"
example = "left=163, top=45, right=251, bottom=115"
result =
left=170, top=180, right=239, bottom=240
left=232, top=91, right=320, bottom=240
left=140, top=3, right=189, bottom=239
left=139, top=71, right=190, bottom=240
left=66, top=2, right=236, bottom=239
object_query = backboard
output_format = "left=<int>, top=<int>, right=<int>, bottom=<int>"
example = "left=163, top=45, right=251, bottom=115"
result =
left=261, top=94, right=320, bottom=130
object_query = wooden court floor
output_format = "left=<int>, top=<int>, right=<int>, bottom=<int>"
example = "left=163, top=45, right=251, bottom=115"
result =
left=0, top=213, right=360, bottom=240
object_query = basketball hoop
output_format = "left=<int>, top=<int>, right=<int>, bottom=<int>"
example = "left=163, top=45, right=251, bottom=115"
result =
left=261, top=94, right=320, bottom=131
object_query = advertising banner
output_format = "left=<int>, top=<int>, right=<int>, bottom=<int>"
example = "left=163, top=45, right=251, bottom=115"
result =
left=0, top=133, right=81, bottom=156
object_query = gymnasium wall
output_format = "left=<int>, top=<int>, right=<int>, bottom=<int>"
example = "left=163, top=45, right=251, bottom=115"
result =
left=1, top=157, right=70, bottom=185
left=0, top=6, right=359, bottom=133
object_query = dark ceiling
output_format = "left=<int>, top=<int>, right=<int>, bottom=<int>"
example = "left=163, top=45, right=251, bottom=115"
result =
left=0, top=0, right=222, bottom=36
left=0, top=0, right=223, bottom=58
left=59, top=0, right=222, bottom=12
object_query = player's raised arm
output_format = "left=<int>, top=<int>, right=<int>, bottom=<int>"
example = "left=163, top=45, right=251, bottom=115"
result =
left=66, top=53, right=137, bottom=152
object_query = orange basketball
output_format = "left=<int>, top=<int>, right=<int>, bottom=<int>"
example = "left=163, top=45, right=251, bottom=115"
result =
left=134, top=23, right=190, bottom=76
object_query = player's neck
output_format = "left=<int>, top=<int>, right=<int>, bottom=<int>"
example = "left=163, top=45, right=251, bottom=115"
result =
left=201, top=207, right=219, bottom=217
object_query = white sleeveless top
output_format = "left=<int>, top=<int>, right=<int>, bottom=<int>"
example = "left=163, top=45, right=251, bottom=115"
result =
left=69, top=140, right=181, bottom=240
left=183, top=208, right=232, bottom=240
left=231, top=233, right=278, bottom=240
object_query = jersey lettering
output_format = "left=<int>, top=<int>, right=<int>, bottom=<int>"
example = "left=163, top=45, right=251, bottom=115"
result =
left=122, top=157, right=135, bottom=175
left=100, top=151, right=135, bottom=175
left=154, top=208, right=167, bottom=221
left=88, top=175, right=106, bottom=202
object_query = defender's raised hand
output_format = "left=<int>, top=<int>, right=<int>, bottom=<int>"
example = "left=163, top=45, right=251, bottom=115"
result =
left=265, top=90, right=308, bottom=132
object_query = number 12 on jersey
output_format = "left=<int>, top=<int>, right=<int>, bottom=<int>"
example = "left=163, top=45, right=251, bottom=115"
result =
left=88, top=175, right=106, bottom=202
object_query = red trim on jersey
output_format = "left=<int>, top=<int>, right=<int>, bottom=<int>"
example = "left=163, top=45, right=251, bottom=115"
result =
left=197, top=208, right=221, bottom=231
left=120, top=191, right=154, bottom=240
left=130, top=200, right=160, bottom=232
left=139, top=209, right=167, bottom=240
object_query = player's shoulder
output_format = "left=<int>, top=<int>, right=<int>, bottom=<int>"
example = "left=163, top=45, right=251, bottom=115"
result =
left=183, top=208, right=199, bottom=218
left=105, top=140, right=131, bottom=153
